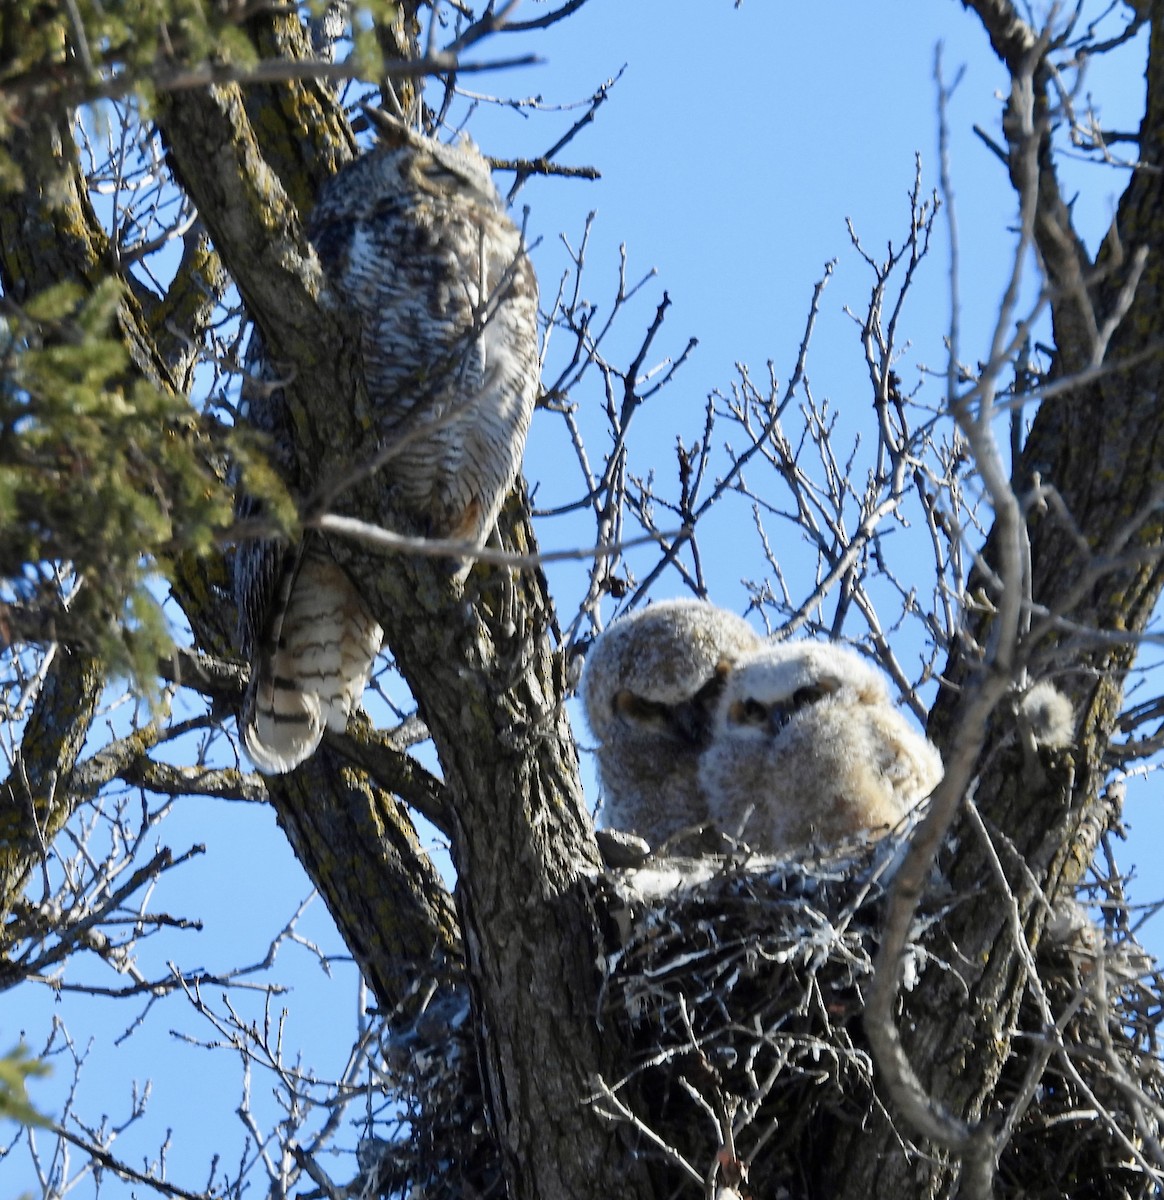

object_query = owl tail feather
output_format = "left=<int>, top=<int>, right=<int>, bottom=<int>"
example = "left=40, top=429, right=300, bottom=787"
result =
left=240, top=548, right=384, bottom=775
left=242, top=673, right=327, bottom=775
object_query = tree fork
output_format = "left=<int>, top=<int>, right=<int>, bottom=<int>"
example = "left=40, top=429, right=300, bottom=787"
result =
left=830, top=7, right=1164, bottom=1195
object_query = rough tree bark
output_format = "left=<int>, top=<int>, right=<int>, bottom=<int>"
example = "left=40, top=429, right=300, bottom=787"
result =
left=0, top=3, right=460, bottom=1041
left=149, top=17, right=642, bottom=1191
left=2, top=3, right=1163, bottom=1199
left=1, top=6, right=645, bottom=1196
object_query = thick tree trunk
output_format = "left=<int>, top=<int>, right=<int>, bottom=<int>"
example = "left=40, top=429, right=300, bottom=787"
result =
left=6, top=5, right=1164, bottom=1198
left=153, top=26, right=652, bottom=1198
left=0, top=27, right=460, bottom=1028
left=330, top=496, right=643, bottom=1197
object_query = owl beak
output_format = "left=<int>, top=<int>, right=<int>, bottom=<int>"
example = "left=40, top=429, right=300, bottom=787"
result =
left=768, top=705, right=793, bottom=736
left=671, top=697, right=710, bottom=746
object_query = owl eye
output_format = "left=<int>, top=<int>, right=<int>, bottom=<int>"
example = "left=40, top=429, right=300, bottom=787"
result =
left=729, top=697, right=770, bottom=726
left=613, top=690, right=670, bottom=727
left=614, top=690, right=646, bottom=717
left=790, top=682, right=832, bottom=709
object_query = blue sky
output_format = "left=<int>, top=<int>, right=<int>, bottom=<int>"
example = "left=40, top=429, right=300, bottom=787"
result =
left=5, top=3, right=1161, bottom=1195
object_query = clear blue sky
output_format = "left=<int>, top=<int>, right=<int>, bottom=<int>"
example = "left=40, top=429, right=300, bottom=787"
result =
left=6, top=3, right=1159, bottom=1195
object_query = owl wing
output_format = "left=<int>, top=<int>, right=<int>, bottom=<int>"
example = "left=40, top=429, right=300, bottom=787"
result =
left=863, top=705, right=944, bottom=807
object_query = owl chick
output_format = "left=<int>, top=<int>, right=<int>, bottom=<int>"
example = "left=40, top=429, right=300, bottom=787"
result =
left=1018, top=680, right=1075, bottom=749
left=700, top=641, right=943, bottom=852
left=235, top=114, right=539, bottom=773
left=581, top=600, right=763, bottom=846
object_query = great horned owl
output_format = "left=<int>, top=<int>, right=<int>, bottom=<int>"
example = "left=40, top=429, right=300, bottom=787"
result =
left=580, top=600, right=763, bottom=846
left=700, top=641, right=943, bottom=851
left=235, top=115, right=539, bottom=774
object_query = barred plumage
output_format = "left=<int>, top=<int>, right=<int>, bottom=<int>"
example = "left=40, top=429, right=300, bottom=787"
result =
left=234, top=117, right=539, bottom=773
left=307, top=117, right=539, bottom=546
left=240, top=542, right=383, bottom=775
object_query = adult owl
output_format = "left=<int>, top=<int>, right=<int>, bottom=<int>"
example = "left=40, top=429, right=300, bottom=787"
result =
left=580, top=599, right=763, bottom=846
left=700, top=641, right=942, bottom=851
left=235, top=113, right=539, bottom=774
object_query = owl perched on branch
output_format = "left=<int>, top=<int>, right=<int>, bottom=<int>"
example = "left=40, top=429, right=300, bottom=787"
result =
left=581, top=600, right=763, bottom=846
left=700, top=641, right=943, bottom=852
left=234, top=114, right=540, bottom=774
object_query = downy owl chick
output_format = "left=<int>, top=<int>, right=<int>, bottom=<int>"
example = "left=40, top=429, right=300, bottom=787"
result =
left=581, top=600, right=762, bottom=846
left=700, top=640, right=942, bottom=852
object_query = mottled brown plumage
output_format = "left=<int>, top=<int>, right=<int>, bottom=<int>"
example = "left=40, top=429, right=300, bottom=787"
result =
left=235, top=118, right=539, bottom=773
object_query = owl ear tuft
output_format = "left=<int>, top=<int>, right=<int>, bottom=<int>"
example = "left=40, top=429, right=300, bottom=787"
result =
left=360, top=103, right=413, bottom=148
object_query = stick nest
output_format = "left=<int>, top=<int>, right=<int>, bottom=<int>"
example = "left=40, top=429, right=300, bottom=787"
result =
left=592, top=834, right=1164, bottom=1199
left=358, top=832, right=1164, bottom=1199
